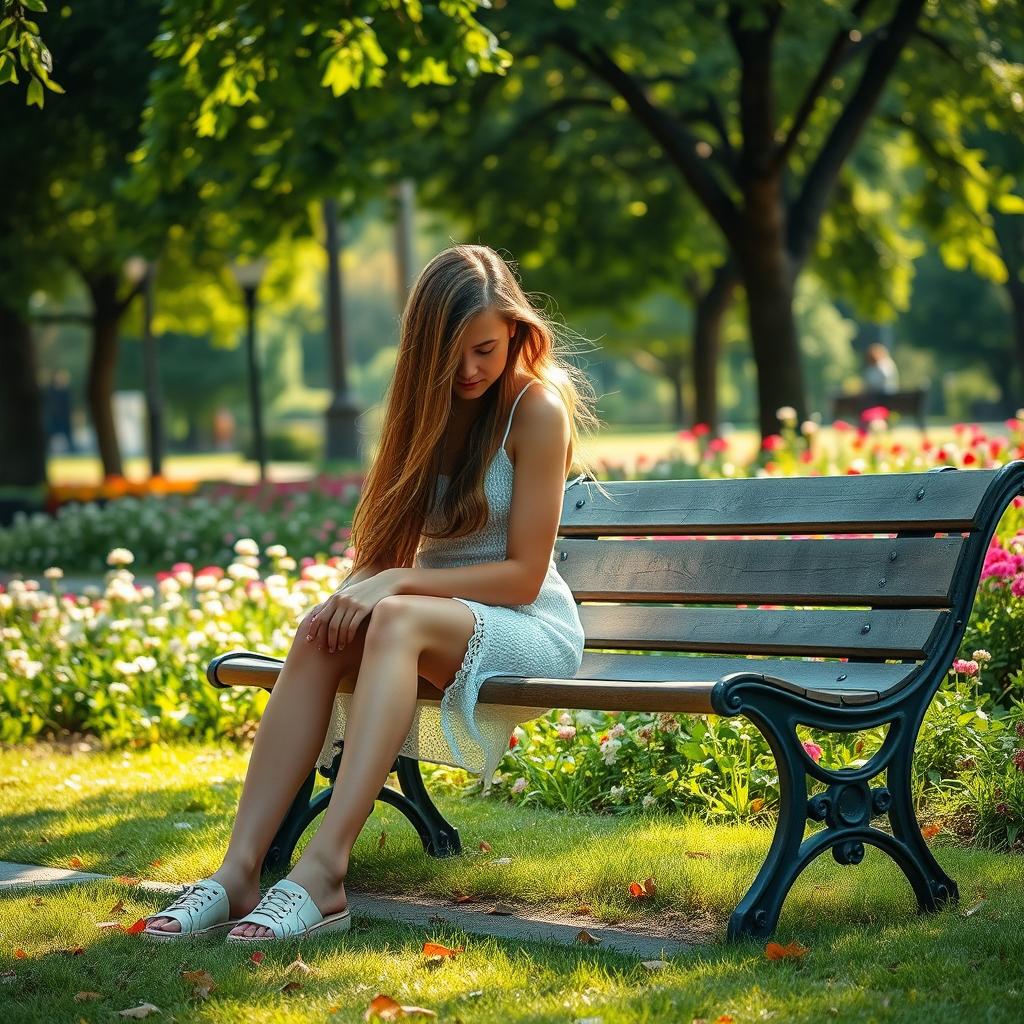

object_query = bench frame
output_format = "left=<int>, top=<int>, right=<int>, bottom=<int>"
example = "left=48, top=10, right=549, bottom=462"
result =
left=207, top=461, right=1024, bottom=941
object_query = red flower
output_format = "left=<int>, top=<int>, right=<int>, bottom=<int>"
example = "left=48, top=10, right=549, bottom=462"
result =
left=508, top=732, right=519, bottom=749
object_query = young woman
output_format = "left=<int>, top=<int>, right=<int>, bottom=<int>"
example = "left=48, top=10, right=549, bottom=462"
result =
left=143, top=243, right=603, bottom=942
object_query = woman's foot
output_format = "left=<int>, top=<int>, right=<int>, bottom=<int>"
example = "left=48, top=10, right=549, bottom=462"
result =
left=145, top=861, right=261, bottom=934
left=228, top=850, right=348, bottom=940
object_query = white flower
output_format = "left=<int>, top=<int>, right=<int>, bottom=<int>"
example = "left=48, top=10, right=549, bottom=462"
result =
left=558, top=712, right=573, bottom=726
left=775, top=406, right=797, bottom=424
left=511, top=777, right=528, bottom=794
left=106, top=547, right=135, bottom=566
left=135, top=656, right=157, bottom=674
left=800, top=420, right=819, bottom=436
left=609, top=784, right=626, bottom=802
left=641, top=794, right=657, bottom=809
left=609, top=722, right=626, bottom=739
left=266, top=544, right=288, bottom=559
left=278, top=556, right=297, bottom=571
left=194, top=574, right=218, bottom=592
left=113, top=659, right=139, bottom=676
left=44, top=566, right=64, bottom=580
left=226, top=564, right=260, bottom=582
left=972, top=649, right=992, bottom=663
left=233, top=538, right=260, bottom=557
left=108, top=681, right=132, bottom=695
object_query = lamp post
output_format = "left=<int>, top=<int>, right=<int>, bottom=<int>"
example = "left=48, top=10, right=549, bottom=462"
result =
left=230, top=257, right=270, bottom=484
left=123, top=255, right=164, bottom=477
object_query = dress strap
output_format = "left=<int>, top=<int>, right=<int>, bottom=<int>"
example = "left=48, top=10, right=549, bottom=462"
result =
left=501, top=379, right=538, bottom=453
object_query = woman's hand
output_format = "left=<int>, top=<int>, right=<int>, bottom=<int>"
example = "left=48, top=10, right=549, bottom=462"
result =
left=304, top=569, right=402, bottom=653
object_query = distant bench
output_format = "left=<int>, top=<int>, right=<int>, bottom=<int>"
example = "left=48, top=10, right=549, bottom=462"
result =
left=830, top=387, right=930, bottom=432
left=207, top=461, right=1024, bottom=941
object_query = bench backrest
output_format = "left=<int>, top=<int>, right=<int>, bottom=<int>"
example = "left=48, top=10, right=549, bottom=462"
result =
left=556, top=463, right=1024, bottom=701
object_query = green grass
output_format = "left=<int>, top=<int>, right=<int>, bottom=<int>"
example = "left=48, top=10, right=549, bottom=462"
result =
left=2, top=742, right=1023, bottom=1022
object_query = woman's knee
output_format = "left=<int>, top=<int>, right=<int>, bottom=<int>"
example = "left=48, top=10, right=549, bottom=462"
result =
left=363, top=596, right=420, bottom=649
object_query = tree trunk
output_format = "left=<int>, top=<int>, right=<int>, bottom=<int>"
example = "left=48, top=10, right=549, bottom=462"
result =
left=85, top=272, right=124, bottom=478
left=692, top=262, right=738, bottom=435
left=0, top=303, right=48, bottom=488
left=994, top=211, right=1024, bottom=408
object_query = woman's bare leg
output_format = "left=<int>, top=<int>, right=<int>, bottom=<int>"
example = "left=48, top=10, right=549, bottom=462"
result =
left=229, top=594, right=477, bottom=939
left=145, top=610, right=369, bottom=932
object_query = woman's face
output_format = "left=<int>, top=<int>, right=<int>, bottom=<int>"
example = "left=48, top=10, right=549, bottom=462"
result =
left=453, top=308, right=515, bottom=400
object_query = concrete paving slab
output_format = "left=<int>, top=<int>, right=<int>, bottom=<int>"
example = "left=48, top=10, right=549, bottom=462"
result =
left=0, top=862, right=706, bottom=957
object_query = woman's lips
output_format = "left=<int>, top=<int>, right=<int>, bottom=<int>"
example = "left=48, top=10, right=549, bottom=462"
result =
left=456, top=378, right=481, bottom=387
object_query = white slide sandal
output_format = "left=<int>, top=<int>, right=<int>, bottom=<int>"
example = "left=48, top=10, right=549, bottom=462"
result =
left=224, top=878, right=352, bottom=942
left=143, top=877, right=241, bottom=941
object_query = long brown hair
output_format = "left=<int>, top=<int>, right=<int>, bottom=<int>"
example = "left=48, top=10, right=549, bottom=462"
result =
left=349, top=243, right=606, bottom=574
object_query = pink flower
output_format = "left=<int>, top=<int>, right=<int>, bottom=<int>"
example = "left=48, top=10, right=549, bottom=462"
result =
left=708, top=437, right=728, bottom=454
left=860, top=405, right=890, bottom=424
left=693, top=422, right=710, bottom=437
left=511, top=777, right=528, bottom=794
left=802, top=741, right=823, bottom=763
left=1012, top=749, right=1024, bottom=773
left=762, top=434, right=785, bottom=452
left=508, top=732, right=519, bottom=749
left=952, top=659, right=980, bottom=676
left=556, top=725, right=577, bottom=742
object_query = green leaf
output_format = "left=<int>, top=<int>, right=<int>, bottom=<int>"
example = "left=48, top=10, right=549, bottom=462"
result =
left=26, top=74, right=43, bottom=107
left=22, top=0, right=49, bottom=11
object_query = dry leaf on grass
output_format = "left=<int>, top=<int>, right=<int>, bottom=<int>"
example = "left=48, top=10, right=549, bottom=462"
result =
left=379, top=830, right=387, bottom=849
left=628, top=877, right=656, bottom=900
left=478, top=841, right=492, bottom=853
left=764, top=940, right=809, bottom=960
left=576, top=930, right=602, bottom=945
left=488, top=902, right=515, bottom=916
left=180, top=969, right=217, bottom=999
left=422, top=942, right=463, bottom=960
left=117, top=1003, right=161, bottom=1018
left=921, top=824, right=941, bottom=840
left=69, top=856, right=84, bottom=869
left=96, top=921, right=125, bottom=931
left=75, top=992, right=103, bottom=1002
left=125, top=919, right=147, bottom=935
left=115, top=876, right=141, bottom=886
left=685, top=851, right=712, bottom=860
left=13, top=948, right=27, bottom=959
left=249, top=951, right=265, bottom=965
left=451, top=892, right=475, bottom=904
left=285, top=954, right=312, bottom=976
left=109, top=899, right=126, bottom=915
left=364, top=993, right=437, bottom=1020
left=281, top=980, right=304, bottom=995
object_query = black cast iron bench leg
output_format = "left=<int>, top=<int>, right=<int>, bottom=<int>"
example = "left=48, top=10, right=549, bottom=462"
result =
left=260, top=746, right=461, bottom=876
left=713, top=675, right=959, bottom=941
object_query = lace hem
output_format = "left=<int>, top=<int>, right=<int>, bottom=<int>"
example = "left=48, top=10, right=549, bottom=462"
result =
left=440, top=598, right=487, bottom=769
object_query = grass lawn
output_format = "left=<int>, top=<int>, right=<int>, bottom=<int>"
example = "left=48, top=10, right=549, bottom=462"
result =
left=1, top=742, right=1022, bottom=1022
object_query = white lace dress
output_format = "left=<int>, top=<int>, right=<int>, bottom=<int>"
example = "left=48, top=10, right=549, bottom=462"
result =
left=315, top=380, right=586, bottom=794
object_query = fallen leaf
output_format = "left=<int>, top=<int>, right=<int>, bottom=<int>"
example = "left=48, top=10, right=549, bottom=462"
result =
left=685, top=851, right=712, bottom=860
left=180, top=969, right=216, bottom=999
left=125, top=919, right=147, bottom=935
left=422, top=942, right=463, bottom=958
left=478, top=841, right=492, bottom=853
left=60, top=944, right=85, bottom=956
left=716, top=1016, right=736, bottom=1023
left=13, top=948, right=27, bottom=959
left=108, top=899, right=127, bottom=916
left=627, top=877, right=656, bottom=900
left=488, top=903, right=515, bottom=916
left=285, top=955, right=312, bottom=976
left=69, top=856, right=84, bottom=869
left=751, top=798, right=765, bottom=813
left=379, top=830, right=387, bottom=849
left=117, top=1003, right=161, bottom=1018
left=148, top=859, right=162, bottom=867
left=921, top=824, right=941, bottom=841
left=75, top=992, right=103, bottom=1002
left=640, top=959, right=669, bottom=970
left=31, top=896, right=44, bottom=907
left=96, top=921, right=125, bottom=931
left=364, top=993, right=438, bottom=1020
left=451, top=892, right=475, bottom=904
left=115, top=876, right=141, bottom=886
left=575, top=903, right=593, bottom=915
left=576, top=930, right=602, bottom=945
left=765, top=940, right=809, bottom=960
left=249, top=951, right=265, bottom=965
left=281, top=981, right=303, bottom=995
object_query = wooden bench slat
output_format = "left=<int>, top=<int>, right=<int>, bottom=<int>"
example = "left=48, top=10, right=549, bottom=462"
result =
left=577, top=606, right=948, bottom=658
left=208, top=649, right=919, bottom=712
left=557, top=536, right=966, bottom=606
left=560, top=470, right=995, bottom=535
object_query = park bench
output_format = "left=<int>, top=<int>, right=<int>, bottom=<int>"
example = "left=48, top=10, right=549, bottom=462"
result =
left=207, top=460, right=1024, bottom=941
left=830, top=386, right=930, bottom=433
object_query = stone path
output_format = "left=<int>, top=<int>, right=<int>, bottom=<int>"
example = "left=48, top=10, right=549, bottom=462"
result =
left=0, top=860, right=705, bottom=957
